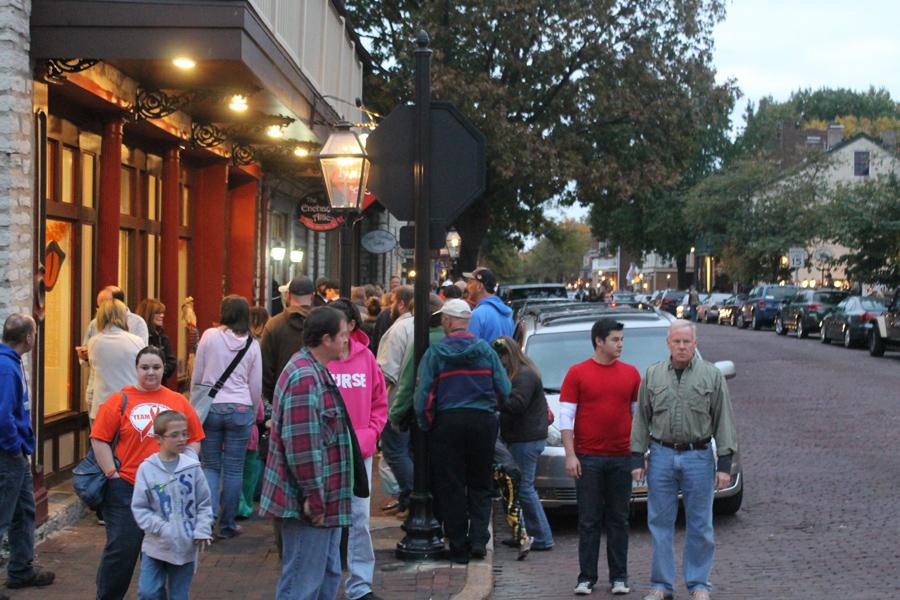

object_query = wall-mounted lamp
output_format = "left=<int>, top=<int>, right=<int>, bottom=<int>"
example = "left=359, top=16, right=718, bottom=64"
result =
left=270, top=245, right=286, bottom=261
left=290, top=249, right=304, bottom=263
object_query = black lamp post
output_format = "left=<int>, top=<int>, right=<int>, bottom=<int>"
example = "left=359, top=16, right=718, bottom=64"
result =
left=319, top=122, right=370, bottom=297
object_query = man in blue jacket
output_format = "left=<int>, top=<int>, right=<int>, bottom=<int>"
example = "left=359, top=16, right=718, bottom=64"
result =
left=464, top=268, right=514, bottom=342
left=414, top=299, right=512, bottom=564
left=0, top=314, right=55, bottom=596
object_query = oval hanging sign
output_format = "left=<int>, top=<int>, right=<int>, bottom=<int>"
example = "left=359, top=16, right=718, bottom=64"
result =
left=361, top=229, right=398, bottom=254
left=298, top=193, right=341, bottom=231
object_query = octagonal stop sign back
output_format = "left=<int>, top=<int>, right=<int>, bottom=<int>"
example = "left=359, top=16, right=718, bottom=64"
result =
left=366, top=102, right=486, bottom=226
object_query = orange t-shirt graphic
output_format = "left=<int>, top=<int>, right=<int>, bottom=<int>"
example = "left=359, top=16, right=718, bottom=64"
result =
left=90, top=386, right=205, bottom=485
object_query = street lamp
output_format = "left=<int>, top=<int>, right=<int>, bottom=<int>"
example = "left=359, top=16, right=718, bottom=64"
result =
left=319, top=122, right=370, bottom=297
left=445, top=229, right=461, bottom=279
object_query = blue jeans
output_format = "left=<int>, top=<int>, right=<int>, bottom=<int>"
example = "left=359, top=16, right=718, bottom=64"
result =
left=276, top=518, right=342, bottom=600
left=201, top=403, right=253, bottom=534
left=96, top=477, right=144, bottom=600
left=379, top=425, right=412, bottom=502
left=647, top=442, right=716, bottom=594
left=575, top=454, right=631, bottom=585
left=0, top=452, right=36, bottom=584
left=136, top=554, right=194, bottom=600
left=508, top=440, right=554, bottom=549
left=345, top=457, right=374, bottom=600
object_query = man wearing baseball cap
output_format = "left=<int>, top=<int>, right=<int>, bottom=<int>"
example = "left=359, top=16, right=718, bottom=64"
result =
left=463, top=267, right=514, bottom=342
left=261, top=275, right=315, bottom=403
left=414, top=298, right=511, bottom=564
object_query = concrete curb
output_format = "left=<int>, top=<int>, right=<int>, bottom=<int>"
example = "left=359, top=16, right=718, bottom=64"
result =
left=451, top=517, right=494, bottom=600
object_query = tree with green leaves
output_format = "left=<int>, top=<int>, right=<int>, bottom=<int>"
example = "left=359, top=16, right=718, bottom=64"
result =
left=348, top=0, right=735, bottom=272
left=520, top=220, right=592, bottom=283
left=825, top=174, right=900, bottom=287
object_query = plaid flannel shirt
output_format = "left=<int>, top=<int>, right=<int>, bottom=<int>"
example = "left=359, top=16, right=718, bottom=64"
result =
left=260, top=347, right=353, bottom=527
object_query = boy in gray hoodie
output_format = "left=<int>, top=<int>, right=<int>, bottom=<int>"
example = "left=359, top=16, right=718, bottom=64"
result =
left=131, top=411, right=214, bottom=600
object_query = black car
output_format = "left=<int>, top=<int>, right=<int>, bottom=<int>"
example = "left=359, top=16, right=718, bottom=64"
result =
left=718, top=294, right=749, bottom=326
left=774, top=289, right=849, bottom=338
left=738, top=284, right=798, bottom=330
left=656, top=289, right=686, bottom=315
left=820, top=296, right=887, bottom=348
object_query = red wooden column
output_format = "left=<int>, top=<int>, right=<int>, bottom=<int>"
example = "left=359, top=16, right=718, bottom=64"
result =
left=160, top=147, right=181, bottom=387
left=192, top=163, right=228, bottom=331
left=96, top=119, right=123, bottom=290
left=227, top=180, right=258, bottom=302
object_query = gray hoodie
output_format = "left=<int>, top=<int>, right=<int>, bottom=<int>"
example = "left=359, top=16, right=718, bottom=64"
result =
left=131, top=451, right=214, bottom=566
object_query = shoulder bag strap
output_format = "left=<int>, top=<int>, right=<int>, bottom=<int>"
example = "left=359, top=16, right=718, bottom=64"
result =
left=208, top=336, right=253, bottom=399
left=110, top=391, right=128, bottom=455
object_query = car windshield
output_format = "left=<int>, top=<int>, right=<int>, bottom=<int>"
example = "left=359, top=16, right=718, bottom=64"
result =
left=506, top=287, right=568, bottom=301
left=525, top=327, right=670, bottom=390
left=861, top=297, right=886, bottom=311
left=612, top=293, right=638, bottom=302
left=813, top=292, right=848, bottom=303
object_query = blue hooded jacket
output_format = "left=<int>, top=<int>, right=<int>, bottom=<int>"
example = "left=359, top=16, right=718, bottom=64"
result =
left=414, top=332, right=511, bottom=431
left=0, top=343, right=34, bottom=456
left=469, top=295, right=514, bottom=343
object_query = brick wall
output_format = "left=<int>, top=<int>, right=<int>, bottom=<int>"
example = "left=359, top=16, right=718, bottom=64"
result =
left=0, top=0, right=34, bottom=319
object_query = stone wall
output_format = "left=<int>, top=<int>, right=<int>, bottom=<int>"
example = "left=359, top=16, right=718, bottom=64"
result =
left=0, top=0, right=34, bottom=319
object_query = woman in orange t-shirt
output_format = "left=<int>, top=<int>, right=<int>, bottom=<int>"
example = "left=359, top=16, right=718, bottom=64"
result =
left=90, top=346, right=204, bottom=600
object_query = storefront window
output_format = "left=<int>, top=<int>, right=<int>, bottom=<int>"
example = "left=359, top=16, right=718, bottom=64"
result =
left=80, top=224, right=94, bottom=413
left=148, top=175, right=159, bottom=220
left=147, top=234, right=159, bottom=299
left=180, top=185, right=191, bottom=227
left=46, top=141, right=58, bottom=202
left=61, top=147, right=75, bottom=204
left=44, top=219, right=74, bottom=417
left=177, top=238, right=189, bottom=377
left=120, top=166, right=134, bottom=215
left=81, top=154, right=95, bottom=208
left=118, top=229, right=131, bottom=298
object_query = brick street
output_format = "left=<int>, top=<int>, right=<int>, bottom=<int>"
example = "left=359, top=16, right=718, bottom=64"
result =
left=493, top=323, right=900, bottom=599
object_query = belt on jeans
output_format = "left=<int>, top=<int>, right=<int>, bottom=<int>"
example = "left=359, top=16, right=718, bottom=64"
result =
left=650, top=437, right=710, bottom=451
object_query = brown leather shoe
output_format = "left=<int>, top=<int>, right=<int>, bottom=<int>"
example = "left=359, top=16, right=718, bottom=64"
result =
left=5, top=567, right=55, bottom=589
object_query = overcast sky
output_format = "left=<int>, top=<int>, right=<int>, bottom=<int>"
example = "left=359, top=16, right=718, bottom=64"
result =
left=550, top=0, right=900, bottom=226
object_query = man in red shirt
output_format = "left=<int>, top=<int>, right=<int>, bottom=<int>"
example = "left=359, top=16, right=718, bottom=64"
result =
left=560, top=318, right=641, bottom=596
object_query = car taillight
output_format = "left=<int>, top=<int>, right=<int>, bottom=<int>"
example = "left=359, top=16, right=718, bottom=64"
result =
left=860, top=312, right=875, bottom=320
left=757, top=300, right=766, bottom=307
left=807, top=303, right=821, bottom=311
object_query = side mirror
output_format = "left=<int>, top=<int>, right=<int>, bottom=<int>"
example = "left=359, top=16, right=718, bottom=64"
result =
left=715, top=360, right=737, bottom=380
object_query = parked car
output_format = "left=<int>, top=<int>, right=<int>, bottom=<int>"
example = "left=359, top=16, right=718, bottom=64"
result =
left=515, top=304, right=743, bottom=515
left=820, top=295, right=887, bottom=348
left=657, top=289, right=687, bottom=315
left=609, top=291, right=642, bottom=307
left=498, top=283, right=568, bottom=304
left=868, top=287, right=900, bottom=356
left=774, top=289, right=849, bottom=338
left=738, top=284, right=798, bottom=330
left=696, top=293, right=733, bottom=323
left=717, top=294, right=749, bottom=326
left=675, top=292, right=710, bottom=319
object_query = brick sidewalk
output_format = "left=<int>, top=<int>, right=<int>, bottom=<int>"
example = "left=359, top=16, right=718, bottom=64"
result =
left=9, top=457, right=468, bottom=600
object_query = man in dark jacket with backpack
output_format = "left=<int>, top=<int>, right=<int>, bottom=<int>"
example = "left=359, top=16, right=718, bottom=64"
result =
left=260, top=276, right=314, bottom=403
left=414, top=299, right=511, bottom=564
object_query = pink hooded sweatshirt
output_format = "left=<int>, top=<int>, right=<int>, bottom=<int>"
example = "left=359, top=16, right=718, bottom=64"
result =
left=328, top=329, right=388, bottom=459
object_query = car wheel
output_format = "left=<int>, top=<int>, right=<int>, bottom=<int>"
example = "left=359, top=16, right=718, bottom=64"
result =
left=736, top=313, right=746, bottom=328
left=869, top=329, right=886, bottom=357
left=713, top=485, right=743, bottom=516
left=796, top=318, right=807, bottom=339
left=820, top=324, right=830, bottom=344
left=843, top=328, right=854, bottom=349
left=751, top=312, right=762, bottom=330
left=775, top=316, right=786, bottom=335
left=730, top=313, right=737, bottom=327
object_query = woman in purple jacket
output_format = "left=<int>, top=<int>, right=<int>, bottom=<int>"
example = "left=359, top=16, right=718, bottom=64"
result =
left=191, top=295, right=262, bottom=539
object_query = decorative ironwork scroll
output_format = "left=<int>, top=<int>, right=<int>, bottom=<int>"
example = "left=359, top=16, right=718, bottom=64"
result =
left=231, top=143, right=256, bottom=166
left=134, top=88, right=186, bottom=121
left=191, top=122, right=226, bottom=149
left=42, top=58, right=100, bottom=84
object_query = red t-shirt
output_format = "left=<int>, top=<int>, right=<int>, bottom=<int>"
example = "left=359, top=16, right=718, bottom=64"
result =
left=559, top=359, right=640, bottom=456
left=90, top=386, right=205, bottom=485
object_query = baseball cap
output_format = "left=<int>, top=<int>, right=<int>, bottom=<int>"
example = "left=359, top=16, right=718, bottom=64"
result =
left=440, top=298, right=472, bottom=319
left=280, top=276, right=314, bottom=296
left=463, top=267, right=497, bottom=293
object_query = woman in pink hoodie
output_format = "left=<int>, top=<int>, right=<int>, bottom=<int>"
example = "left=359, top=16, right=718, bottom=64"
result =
left=327, top=299, right=388, bottom=600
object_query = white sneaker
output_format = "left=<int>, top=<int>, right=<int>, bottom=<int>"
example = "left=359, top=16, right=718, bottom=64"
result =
left=573, top=581, right=593, bottom=595
left=611, top=581, right=631, bottom=595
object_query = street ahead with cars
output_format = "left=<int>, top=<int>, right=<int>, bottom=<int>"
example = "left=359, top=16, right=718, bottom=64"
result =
left=493, top=316, right=900, bottom=598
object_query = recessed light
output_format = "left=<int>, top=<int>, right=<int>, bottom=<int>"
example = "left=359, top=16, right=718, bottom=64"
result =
left=229, top=95, right=248, bottom=111
left=173, top=57, right=196, bottom=70
left=267, top=125, right=284, bottom=138
left=293, top=146, right=309, bottom=157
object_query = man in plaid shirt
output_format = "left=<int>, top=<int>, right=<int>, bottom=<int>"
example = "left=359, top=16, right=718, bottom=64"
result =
left=261, top=307, right=356, bottom=600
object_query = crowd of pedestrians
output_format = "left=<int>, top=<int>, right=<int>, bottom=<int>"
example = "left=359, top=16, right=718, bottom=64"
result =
left=0, top=265, right=738, bottom=600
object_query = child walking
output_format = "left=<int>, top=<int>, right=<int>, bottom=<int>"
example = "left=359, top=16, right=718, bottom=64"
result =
left=131, top=410, right=214, bottom=600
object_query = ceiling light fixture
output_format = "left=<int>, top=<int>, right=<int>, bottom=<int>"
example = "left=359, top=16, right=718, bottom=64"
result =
left=293, top=146, right=309, bottom=158
left=229, top=94, right=248, bottom=111
left=267, top=125, right=284, bottom=138
left=173, top=57, right=196, bottom=70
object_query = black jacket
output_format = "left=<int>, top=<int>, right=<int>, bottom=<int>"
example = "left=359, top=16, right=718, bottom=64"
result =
left=148, top=329, right=177, bottom=381
left=260, top=305, right=311, bottom=401
left=498, top=366, right=549, bottom=443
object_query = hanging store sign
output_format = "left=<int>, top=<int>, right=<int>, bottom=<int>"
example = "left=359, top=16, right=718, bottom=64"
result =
left=298, top=193, right=341, bottom=231
left=361, top=229, right=398, bottom=254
